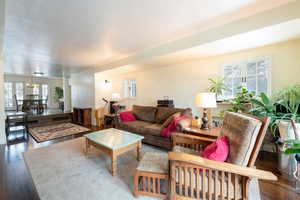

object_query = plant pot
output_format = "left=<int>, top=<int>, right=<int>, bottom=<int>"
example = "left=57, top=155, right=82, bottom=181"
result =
left=278, top=120, right=300, bottom=140
left=294, top=154, right=300, bottom=193
left=278, top=151, right=295, bottom=176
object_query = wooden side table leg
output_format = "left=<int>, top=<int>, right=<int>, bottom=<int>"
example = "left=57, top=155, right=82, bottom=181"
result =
left=84, top=138, right=90, bottom=155
left=111, top=153, right=117, bottom=176
left=137, top=141, right=142, bottom=161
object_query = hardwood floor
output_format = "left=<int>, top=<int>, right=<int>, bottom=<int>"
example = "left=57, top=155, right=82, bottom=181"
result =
left=1, top=129, right=300, bottom=200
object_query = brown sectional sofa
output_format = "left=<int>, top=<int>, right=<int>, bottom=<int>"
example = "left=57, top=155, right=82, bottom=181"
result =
left=116, top=105, right=189, bottom=150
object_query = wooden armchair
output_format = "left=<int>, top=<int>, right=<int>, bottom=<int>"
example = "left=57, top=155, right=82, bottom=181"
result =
left=169, top=112, right=277, bottom=200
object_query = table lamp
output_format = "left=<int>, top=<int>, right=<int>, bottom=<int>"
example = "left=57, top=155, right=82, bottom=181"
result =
left=195, top=92, right=217, bottom=130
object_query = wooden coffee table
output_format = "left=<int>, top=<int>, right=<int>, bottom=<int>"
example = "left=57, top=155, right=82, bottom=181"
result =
left=84, top=128, right=144, bottom=176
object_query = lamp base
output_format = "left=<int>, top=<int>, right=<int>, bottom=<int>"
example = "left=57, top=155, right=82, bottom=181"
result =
left=201, top=108, right=210, bottom=130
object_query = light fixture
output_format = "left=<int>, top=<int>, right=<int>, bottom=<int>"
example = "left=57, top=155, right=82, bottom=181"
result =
left=103, top=80, right=111, bottom=88
left=33, top=72, right=44, bottom=77
left=26, top=73, right=42, bottom=88
left=195, top=92, right=217, bottom=130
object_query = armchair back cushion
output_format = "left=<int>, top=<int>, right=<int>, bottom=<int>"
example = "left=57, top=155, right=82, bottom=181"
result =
left=132, top=105, right=157, bottom=123
left=220, top=112, right=262, bottom=166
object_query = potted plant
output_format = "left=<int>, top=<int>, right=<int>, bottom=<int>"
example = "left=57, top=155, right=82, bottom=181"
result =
left=273, top=85, right=300, bottom=140
left=229, top=86, right=255, bottom=113
left=284, top=119, right=300, bottom=193
left=208, top=77, right=228, bottom=102
left=250, top=86, right=300, bottom=175
left=250, top=92, right=280, bottom=137
left=54, top=87, right=64, bottom=111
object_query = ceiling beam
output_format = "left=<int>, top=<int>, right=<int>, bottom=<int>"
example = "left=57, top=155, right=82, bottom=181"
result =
left=94, top=0, right=300, bottom=72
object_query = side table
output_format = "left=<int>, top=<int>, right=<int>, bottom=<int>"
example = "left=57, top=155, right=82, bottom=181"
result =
left=183, top=126, right=220, bottom=139
left=104, top=114, right=119, bottom=128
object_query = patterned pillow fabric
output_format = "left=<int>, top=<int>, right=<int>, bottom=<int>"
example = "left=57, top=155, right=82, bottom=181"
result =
left=132, top=105, right=157, bottom=123
left=155, top=107, right=185, bottom=124
left=162, top=112, right=181, bottom=128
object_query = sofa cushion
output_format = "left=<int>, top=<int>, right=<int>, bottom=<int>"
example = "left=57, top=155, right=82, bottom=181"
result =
left=132, top=105, right=157, bottom=123
left=117, top=121, right=163, bottom=137
left=220, top=112, right=262, bottom=166
left=155, top=107, right=186, bottom=124
left=117, top=121, right=153, bottom=134
left=143, top=123, right=164, bottom=136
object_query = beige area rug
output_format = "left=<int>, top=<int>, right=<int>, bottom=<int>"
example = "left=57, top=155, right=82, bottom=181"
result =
left=23, top=137, right=262, bottom=200
left=28, top=123, right=90, bottom=143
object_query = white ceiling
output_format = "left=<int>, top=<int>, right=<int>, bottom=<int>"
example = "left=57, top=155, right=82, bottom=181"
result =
left=2, top=0, right=297, bottom=77
left=140, top=18, right=300, bottom=68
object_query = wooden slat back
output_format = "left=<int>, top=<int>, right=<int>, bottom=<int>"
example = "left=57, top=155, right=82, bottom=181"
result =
left=170, top=161, right=244, bottom=200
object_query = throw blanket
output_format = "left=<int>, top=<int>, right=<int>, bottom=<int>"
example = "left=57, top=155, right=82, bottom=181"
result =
left=161, top=116, right=187, bottom=137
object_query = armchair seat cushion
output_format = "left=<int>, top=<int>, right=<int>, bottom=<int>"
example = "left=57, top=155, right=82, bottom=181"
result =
left=137, top=152, right=169, bottom=174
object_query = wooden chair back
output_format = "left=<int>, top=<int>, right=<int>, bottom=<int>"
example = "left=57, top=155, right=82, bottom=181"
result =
left=246, top=115, right=270, bottom=167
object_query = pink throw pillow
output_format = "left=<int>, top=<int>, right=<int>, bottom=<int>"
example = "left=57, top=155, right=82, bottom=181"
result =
left=119, top=111, right=136, bottom=122
left=201, top=136, right=229, bottom=162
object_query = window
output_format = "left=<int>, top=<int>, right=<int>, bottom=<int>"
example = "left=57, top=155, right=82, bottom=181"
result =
left=32, top=84, right=40, bottom=95
left=42, top=84, right=48, bottom=100
left=15, top=82, right=24, bottom=100
left=123, top=80, right=137, bottom=98
left=4, top=82, right=13, bottom=107
left=223, top=57, right=271, bottom=99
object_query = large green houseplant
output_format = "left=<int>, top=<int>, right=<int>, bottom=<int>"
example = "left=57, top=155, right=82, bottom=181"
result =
left=273, top=85, right=300, bottom=140
left=208, top=77, right=228, bottom=102
left=284, top=119, right=300, bottom=193
left=250, top=93, right=280, bottom=136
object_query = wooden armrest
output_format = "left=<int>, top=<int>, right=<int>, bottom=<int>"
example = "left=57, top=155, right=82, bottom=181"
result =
left=172, top=133, right=216, bottom=142
left=169, top=152, right=277, bottom=181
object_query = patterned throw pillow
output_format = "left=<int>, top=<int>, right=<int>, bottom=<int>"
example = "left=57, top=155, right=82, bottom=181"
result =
left=162, top=112, right=181, bottom=128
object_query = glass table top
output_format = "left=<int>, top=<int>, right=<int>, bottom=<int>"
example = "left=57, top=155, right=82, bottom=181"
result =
left=84, top=128, right=144, bottom=150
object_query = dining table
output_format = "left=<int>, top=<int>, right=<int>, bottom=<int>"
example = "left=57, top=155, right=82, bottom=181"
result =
left=19, top=98, right=46, bottom=114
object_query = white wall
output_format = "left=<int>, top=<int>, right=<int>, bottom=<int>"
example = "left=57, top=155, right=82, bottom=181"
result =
left=70, top=69, right=95, bottom=124
left=95, top=39, right=300, bottom=117
left=4, top=74, right=63, bottom=109
left=0, top=59, right=5, bottom=144
left=0, top=0, right=6, bottom=144
left=63, top=77, right=72, bottom=112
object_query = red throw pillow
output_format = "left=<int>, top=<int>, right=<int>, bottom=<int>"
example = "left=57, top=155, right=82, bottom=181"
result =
left=201, top=136, right=229, bottom=162
left=119, top=111, right=136, bottom=122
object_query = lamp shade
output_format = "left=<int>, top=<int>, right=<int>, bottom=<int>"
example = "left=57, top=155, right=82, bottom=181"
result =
left=195, top=92, right=217, bottom=108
